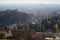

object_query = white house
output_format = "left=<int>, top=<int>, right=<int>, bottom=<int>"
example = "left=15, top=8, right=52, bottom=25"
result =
left=54, top=36, right=60, bottom=40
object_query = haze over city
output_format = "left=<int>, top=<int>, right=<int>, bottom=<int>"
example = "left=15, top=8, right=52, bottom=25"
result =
left=0, top=0, right=60, bottom=40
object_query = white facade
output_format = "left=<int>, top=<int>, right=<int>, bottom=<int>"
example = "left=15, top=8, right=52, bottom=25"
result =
left=54, top=36, right=60, bottom=40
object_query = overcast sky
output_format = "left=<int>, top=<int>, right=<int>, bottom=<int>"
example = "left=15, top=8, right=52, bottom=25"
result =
left=0, top=0, right=60, bottom=4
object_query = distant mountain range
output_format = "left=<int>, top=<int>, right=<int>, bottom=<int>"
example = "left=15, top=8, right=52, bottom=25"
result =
left=0, top=4, right=60, bottom=17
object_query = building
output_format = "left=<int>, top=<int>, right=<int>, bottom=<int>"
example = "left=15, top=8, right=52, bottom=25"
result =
left=54, top=36, right=60, bottom=40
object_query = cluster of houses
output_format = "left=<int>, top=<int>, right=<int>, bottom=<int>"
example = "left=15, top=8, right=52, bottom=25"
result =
left=0, top=27, right=60, bottom=40
left=0, top=15, right=60, bottom=40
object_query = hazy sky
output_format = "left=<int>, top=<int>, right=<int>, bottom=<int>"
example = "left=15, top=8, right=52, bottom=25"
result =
left=0, top=0, right=60, bottom=4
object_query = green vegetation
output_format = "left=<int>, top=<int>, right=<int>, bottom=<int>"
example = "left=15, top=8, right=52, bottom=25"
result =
left=0, top=9, right=31, bottom=27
